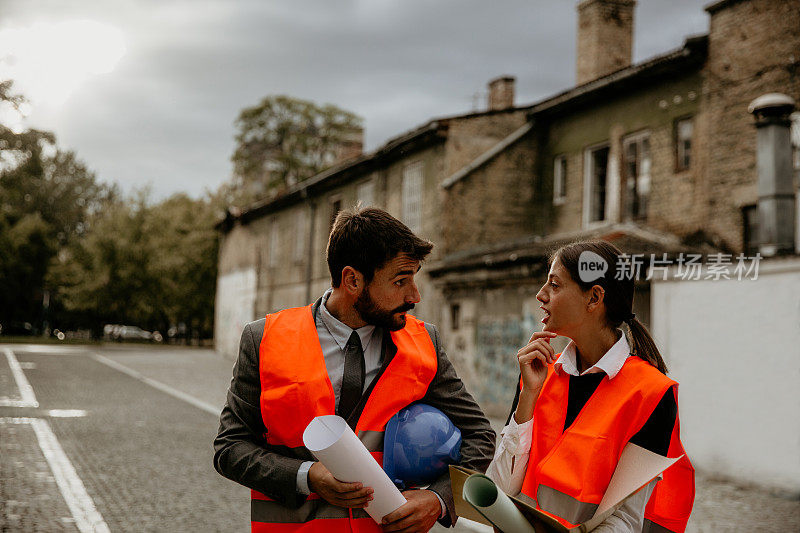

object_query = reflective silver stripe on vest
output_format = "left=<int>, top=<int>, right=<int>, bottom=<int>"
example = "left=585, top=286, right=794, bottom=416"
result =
left=251, top=498, right=349, bottom=523
left=642, top=518, right=675, bottom=533
left=536, top=484, right=598, bottom=525
left=515, top=492, right=537, bottom=508
left=358, top=430, right=384, bottom=452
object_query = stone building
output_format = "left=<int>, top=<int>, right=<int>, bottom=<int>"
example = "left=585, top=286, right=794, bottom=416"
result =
left=216, top=0, right=799, bottom=425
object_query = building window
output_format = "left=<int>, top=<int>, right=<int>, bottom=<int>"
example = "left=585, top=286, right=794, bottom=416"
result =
left=357, top=179, right=375, bottom=208
left=268, top=218, right=279, bottom=267
left=450, top=303, right=461, bottom=331
left=623, top=131, right=651, bottom=220
left=742, top=204, right=758, bottom=255
left=675, top=117, right=693, bottom=171
left=553, top=155, right=567, bottom=205
left=791, top=112, right=800, bottom=175
left=402, top=161, right=423, bottom=233
left=293, top=208, right=306, bottom=262
left=584, top=144, right=609, bottom=224
left=329, top=197, right=342, bottom=230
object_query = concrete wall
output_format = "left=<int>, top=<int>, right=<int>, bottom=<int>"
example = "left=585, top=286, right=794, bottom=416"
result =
left=651, top=256, right=800, bottom=494
left=214, top=141, right=452, bottom=358
left=214, top=267, right=257, bottom=361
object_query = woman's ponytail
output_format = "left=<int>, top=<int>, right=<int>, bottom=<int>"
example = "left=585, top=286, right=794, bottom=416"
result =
left=625, top=317, right=668, bottom=374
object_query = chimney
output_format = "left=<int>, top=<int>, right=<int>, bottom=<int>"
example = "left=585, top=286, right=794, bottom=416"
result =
left=334, top=126, right=364, bottom=165
left=576, top=0, right=636, bottom=85
left=487, top=76, right=515, bottom=111
left=748, top=93, right=797, bottom=256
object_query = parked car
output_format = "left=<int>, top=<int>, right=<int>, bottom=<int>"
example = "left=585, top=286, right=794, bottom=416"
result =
left=103, top=324, right=163, bottom=342
left=0, top=321, right=35, bottom=336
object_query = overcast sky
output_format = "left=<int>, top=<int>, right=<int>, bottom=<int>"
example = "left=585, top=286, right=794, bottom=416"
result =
left=1, top=0, right=711, bottom=199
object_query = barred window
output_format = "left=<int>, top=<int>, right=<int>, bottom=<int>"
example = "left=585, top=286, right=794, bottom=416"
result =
left=675, top=117, right=693, bottom=171
left=553, top=155, right=567, bottom=205
left=402, top=161, right=423, bottom=233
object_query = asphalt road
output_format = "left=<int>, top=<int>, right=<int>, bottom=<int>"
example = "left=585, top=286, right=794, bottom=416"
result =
left=1, top=343, right=797, bottom=532
left=1, top=343, right=248, bottom=532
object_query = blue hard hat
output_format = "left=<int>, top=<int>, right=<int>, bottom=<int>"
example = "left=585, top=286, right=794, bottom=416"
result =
left=383, top=403, right=462, bottom=489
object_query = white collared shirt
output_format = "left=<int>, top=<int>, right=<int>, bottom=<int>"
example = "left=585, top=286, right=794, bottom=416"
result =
left=485, top=332, right=657, bottom=532
left=554, top=331, right=630, bottom=379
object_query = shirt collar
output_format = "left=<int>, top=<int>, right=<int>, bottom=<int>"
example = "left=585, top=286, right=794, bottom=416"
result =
left=554, top=331, right=630, bottom=379
left=318, top=288, right=377, bottom=352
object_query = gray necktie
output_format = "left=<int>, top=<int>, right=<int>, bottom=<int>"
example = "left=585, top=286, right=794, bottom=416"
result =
left=338, top=331, right=365, bottom=426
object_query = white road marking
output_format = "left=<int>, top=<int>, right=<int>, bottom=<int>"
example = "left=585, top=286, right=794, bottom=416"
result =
left=1, top=417, right=110, bottom=533
left=1, top=347, right=39, bottom=408
left=92, top=353, right=220, bottom=416
left=48, top=409, right=88, bottom=418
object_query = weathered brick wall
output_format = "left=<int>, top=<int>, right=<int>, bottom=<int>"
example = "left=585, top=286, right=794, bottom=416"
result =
left=542, top=73, right=704, bottom=237
left=441, top=134, right=537, bottom=254
left=442, top=110, right=529, bottom=179
left=703, top=0, right=800, bottom=251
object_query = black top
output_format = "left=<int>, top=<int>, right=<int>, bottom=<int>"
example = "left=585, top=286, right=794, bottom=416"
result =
left=506, top=370, right=677, bottom=456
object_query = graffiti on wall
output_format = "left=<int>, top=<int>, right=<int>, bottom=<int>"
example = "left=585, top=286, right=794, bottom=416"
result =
left=473, top=309, right=538, bottom=413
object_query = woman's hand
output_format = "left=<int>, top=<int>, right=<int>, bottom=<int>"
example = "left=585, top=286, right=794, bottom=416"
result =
left=513, top=331, right=557, bottom=424
left=518, top=331, right=557, bottom=392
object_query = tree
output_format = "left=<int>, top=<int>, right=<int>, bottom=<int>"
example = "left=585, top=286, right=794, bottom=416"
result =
left=0, top=80, right=116, bottom=332
left=231, top=95, right=362, bottom=200
left=49, top=190, right=219, bottom=340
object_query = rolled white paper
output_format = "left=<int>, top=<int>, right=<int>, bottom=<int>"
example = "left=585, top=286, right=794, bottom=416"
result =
left=303, top=415, right=407, bottom=523
left=463, top=474, right=536, bottom=533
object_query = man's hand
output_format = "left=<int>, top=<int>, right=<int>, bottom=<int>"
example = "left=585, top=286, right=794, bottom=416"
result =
left=307, top=462, right=373, bottom=508
left=381, top=489, right=441, bottom=532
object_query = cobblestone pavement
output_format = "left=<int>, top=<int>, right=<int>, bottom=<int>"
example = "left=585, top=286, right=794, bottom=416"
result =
left=1, top=343, right=797, bottom=532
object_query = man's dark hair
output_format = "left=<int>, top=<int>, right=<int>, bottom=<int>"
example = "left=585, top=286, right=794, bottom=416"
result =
left=327, top=207, right=433, bottom=287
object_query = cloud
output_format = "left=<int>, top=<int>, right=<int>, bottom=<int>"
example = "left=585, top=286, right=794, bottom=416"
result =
left=2, top=0, right=710, bottom=199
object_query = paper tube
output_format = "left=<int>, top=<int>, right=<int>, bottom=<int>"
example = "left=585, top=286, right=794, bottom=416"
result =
left=302, top=415, right=407, bottom=523
left=462, top=474, right=537, bottom=533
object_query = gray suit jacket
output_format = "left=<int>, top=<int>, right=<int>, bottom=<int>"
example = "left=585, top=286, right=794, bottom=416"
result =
left=213, top=300, right=496, bottom=527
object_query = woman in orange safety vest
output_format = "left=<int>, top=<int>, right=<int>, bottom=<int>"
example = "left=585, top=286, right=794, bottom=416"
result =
left=486, top=240, right=694, bottom=532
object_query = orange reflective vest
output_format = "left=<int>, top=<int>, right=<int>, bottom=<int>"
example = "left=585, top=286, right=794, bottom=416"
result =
left=520, top=356, right=695, bottom=532
left=251, top=304, right=438, bottom=533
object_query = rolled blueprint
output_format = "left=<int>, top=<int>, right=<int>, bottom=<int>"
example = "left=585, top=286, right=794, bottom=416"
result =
left=462, top=474, right=536, bottom=533
left=303, top=415, right=407, bottom=523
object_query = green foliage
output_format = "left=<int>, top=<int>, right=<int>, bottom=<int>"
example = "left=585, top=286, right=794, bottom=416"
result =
left=48, top=190, right=219, bottom=338
left=1, top=79, right=218, bottom=340
left=0, top=81, right=116, bottom=331
left=231, top=95, right=362, bottom=200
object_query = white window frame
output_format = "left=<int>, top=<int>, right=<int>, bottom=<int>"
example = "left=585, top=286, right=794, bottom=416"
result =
left=402, top=161, right=424, bottom=233
left=553, top=155, right=567, bottom=205
left=622, top=130, right=652, bottom=221
left=582, top=142, right=610, bottom=227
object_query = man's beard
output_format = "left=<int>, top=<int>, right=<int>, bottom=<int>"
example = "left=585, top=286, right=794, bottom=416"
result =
left=354, top=286, right=415, bottom=331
